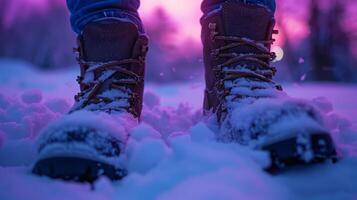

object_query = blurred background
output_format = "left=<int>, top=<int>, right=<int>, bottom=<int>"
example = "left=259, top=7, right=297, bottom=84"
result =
left=0, top=0, right=356, bottom=83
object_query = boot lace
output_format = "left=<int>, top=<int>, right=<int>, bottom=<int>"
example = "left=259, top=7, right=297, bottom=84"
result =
left=209, top=23, right=282, bottom=112
left=70, top=52, right=144, bottom=116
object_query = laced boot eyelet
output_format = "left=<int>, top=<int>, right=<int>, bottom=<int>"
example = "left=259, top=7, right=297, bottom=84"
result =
left=131, top=93, right=139, bottom=99
left=214, top=71, right=224, bottom=81
left=73, top=47, right=80, bottom=53
left=74, top=92, right=84, bottom=102
left=209, top=23, right=218, bottom=40
left=214, top=72, right=220, bottom=79
left=270, top=52, right=277, bottom=61
left=275, top=85, right=283, bottom=91
left=76, top=76, right=84, bottom=84
left=141, top=44, right=149, bottom=54
left=211, top=49, right=219, bottom=59
left=92, top=98, right=102, bottom=104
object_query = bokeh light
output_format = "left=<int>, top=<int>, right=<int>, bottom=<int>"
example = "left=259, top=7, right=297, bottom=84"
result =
left=272, top=46, right=284, bottom=62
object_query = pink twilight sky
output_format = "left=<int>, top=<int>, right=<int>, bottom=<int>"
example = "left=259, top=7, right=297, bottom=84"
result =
left=8, top=0, right=321, bottom=60
left=7, top=0, right=357, bottom=58
left=6, top=0, right=357, bottom=42
left=141, top=0, right=202, bottom=44
left=11, top=0, right=203, bottom=42
left=5, top=0, right=203, bottom=43
left=141, top=0, right=292, bottom=55
left=5, top=0, right=300, bottom=46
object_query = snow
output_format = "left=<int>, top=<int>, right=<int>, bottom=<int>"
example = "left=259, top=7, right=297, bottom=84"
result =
left=218, top=96, right=327, bottom=148
left=21, top=89, right=43, bottom=104
left=0, top=59, right=357, bottom=200
left=36, top=110, right=135, bottom=166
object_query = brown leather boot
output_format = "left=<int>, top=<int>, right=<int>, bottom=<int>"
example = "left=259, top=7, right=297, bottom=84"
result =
left=202, top=1, right=280, bottom=119
left=32, top=19, right=148, bottom=182
left=72, top=19, right=148, bottom=117
left=201, top=1, right=337, bottom=171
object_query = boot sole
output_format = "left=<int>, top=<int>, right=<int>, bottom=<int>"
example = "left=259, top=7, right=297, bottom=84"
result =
left=263, top=133, right=338, bottom=173
left=32, top=156, right=127, bottom=183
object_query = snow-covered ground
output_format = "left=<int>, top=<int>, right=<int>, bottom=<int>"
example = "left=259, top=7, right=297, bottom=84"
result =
left=0, top=59, right=356, bottom=200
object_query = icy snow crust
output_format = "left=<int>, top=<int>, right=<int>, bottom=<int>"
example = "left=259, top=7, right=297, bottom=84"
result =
left=0, top=60, right=357, bottom=200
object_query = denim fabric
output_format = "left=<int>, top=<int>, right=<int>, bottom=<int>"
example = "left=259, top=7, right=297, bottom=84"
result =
left=66, top=0, right=143, bottom=33
left=67, top=0, right=275, bottom=33
left=201, top=0, right=276, bottom=15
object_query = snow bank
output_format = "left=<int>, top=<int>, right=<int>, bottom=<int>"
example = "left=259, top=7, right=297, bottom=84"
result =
left=116, top=128, right=287, bottom=200
left=0, top=91, right=64, bottom=140
left=0, top=89, right=68, bottom=166
left=0, top=60, right=357, bottom=200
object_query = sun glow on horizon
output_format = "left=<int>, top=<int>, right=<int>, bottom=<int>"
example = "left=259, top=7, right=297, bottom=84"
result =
left=14, top=0, right=308, bottom=49
left=140, top=0, right=202, bottom=45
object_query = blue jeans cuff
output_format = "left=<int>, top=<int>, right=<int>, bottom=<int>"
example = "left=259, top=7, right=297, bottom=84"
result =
left=71, top=9, right=144, bottom=34
left=201, top=0, right=276, bottom=16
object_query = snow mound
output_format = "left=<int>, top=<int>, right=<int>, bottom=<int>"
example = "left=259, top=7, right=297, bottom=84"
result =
left=117, top=129, right=286, bottom=200
left=0, top=60, right=357, bottom=200
left=0, top=91, right=64, bottom=140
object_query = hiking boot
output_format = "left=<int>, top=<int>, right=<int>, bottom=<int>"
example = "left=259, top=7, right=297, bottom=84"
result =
left=32, top=19, right=148, bottom=182
left=201, top=0, right=337, bottom=171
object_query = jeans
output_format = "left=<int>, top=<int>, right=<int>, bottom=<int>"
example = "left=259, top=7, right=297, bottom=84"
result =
left=67, top=0, right=276, bottom=34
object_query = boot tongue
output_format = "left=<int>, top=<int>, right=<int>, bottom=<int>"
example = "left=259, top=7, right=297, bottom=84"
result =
left=81, top=20, right=139, bottom=62
left=221, top=1, right=274, bottom=50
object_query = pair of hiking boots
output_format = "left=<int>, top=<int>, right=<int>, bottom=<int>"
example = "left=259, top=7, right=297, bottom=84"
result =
left=32, top=1, right=337, bottom=182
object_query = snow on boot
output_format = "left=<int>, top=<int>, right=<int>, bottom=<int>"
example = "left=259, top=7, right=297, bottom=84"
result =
left=32, top=19, right=149, bottom=182
left=201, top=0, right=337, bottom=171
